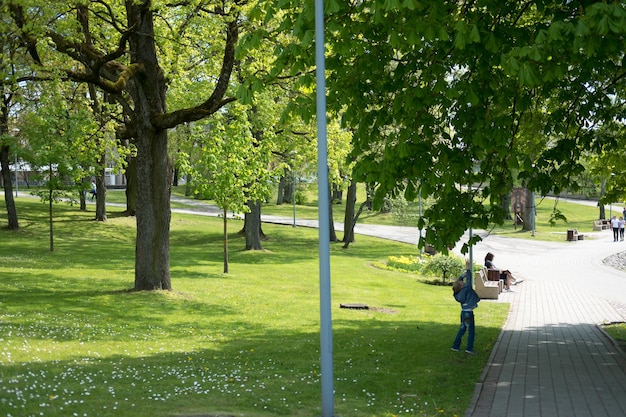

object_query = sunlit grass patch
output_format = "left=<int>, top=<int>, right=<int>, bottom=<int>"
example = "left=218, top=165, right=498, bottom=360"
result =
left=0, top=197, right=508, bottom=417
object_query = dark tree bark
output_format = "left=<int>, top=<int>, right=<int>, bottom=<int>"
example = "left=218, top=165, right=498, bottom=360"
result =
left=95, top=165, right=107, bottom=221
left=332, top=184, right=342, bottom=203
left=521, top=188, right=534, bottom=232
left=599, top=179, right=606, bottom=220
left=172, top=166, right=179, bottom=187
left=342, top=179, right=357, bottom=244
left=124, top=153, right=137, bottom=216
left=133, top=127, right=172, bottom=290
left=276, top=175, right=285, bottom=205
left=282, top=175, right=294, bottom=204
left=127, top=3, right=172, bottom=290
left=0, top=145, right=18, bottom=230
left=1, top=96, right=18, bottom=230
left=501, top=193, right=512, bottom=220
left=343, top=181, right=372, bottom=249
left=87, top=84, right=107, bottom=222
left=244, top=200, right=265, bottom=250
left=184, top=173, right=193, bottom=196
left=79, top=178, right=87, bottom=211
left=328, top=184, right=338, bottom=242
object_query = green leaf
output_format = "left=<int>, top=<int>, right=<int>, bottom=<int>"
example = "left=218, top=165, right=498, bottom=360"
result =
left=469, top=24, right=480, bottom=43
left=325, top=0, right=341, bottom=14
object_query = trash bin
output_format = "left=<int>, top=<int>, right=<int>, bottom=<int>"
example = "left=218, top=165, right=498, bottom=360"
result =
left=567, top=229, right=576, bottom=241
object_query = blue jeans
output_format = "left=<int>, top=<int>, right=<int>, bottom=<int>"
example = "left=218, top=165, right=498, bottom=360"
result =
left=452, top=310, right=475, bottom=352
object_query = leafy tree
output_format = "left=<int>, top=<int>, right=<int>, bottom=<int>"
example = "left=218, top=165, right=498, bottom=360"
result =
left=20, top=82, right=104, bottom=251
left=180, top=102, right=274, bottom=272
left=0, top=9, right=39, bottom=231
left=6, top=0, right=242, bottom=290
left=423, top=254, right=465, bottom=286
left=0, top=109, right=19, bottom=230
left=592, top=122, right=626, bottom=208
left=246, top=0, right=626, bottom=253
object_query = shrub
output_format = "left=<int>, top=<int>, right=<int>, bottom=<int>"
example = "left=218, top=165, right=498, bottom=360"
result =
left=295, top=190, right=308, bottom=205
left=422, top=254, right=465, bottom=285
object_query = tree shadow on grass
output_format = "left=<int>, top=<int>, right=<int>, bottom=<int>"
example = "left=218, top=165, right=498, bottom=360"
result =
left=0, top=317, right=505, bottom=417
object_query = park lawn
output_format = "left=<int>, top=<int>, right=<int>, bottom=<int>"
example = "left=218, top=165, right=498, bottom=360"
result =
left=0, top=198, right=508, bottom=417
left=603, top=323, right=626, bottom=352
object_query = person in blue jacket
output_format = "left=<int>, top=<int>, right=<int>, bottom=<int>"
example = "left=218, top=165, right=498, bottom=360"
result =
left=451, top=260, right=480, bottom=354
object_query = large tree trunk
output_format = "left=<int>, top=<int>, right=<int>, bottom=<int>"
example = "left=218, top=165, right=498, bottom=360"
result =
left=0, top=98, right=18, bottom=230
left=599, top=179, right=606, bottom=220
left=276, top=175, right=285, bottom=205
left=0, top=145, right=18, bottom=230
left=172, top=166, right=179, bottom=187
left=129, top=2, right=172, bottom=291
left=244, top=200, right=264, bottom=250
left=329, top=184, right=338, bottom=242
left=88, top=83, right=107, bottom=222
left=79, top=178, right=87, bottom=211
left=134, top=128, right=172, bottom=290
left=521, top=188, right=534, bottom=232
left=501, top=193, right=512, bottom=220
left=95, top=163, right=107, bottom=221
left=342, top=179, right=357, bottom=244
left=284, top=178, right=295, bottom=204
left=184, top=173, right=193, bottom=196
left=332, top=184, right=343, bottom=203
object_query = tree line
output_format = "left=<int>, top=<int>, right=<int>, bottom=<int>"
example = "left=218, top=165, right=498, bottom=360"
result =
left=1, top=0, right=625, bottom=290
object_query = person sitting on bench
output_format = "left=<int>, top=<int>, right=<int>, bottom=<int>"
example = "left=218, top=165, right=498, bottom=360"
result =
left=484, top=252, right=522, bottom=292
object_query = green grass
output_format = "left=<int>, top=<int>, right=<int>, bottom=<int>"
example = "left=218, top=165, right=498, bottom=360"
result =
left=603, top=323, right=626, bottom=352
left=0, top=198, right=507, bottom=417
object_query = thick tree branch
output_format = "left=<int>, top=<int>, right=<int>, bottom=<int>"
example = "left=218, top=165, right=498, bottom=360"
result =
left=153, top=17, right=239, bottom=129
left=100, top=64, right=144, bottom=92
left=9, top=4, right=42, bottom=64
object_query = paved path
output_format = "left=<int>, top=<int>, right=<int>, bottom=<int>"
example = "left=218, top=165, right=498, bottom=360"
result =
left=458, top=231, right=626, bottom=417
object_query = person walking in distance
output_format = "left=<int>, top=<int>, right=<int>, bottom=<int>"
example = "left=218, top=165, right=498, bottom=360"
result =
left=611, top=215, right=620, bottom=242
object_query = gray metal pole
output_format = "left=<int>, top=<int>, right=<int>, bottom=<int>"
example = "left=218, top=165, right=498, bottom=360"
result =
left=315, top=0, right=334, bottom=416
left=468, top=183, right=473, bottom=279
left=418, top=184, right=423, bottom=256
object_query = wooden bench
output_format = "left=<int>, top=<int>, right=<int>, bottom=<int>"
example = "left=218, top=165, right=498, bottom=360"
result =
left=474, top=268, right=501, bottom=300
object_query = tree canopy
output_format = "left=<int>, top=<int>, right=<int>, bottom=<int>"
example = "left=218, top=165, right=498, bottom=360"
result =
left=3, top=0, right=244, bottom=289
left=245, top=0, right=626, bottom=252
